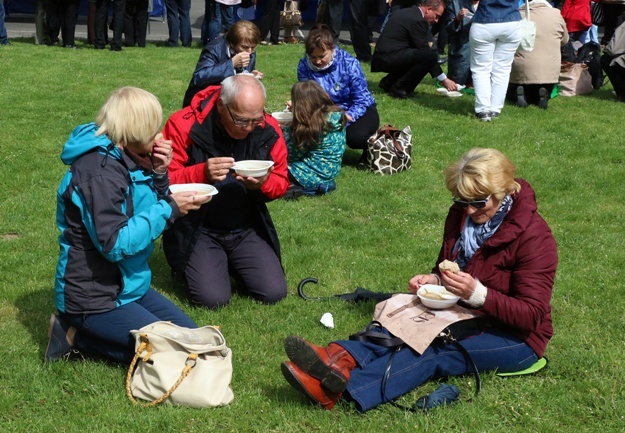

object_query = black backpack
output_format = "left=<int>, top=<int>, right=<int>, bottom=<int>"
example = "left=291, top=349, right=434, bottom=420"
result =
left=575, top=42, right=604, bottom=89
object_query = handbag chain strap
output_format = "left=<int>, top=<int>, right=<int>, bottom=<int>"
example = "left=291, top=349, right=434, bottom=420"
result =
left=125, top=335, right=200, bottom=407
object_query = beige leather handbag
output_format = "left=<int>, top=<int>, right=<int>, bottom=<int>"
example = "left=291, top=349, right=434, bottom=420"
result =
left=126, top=321, right=234, bottom=407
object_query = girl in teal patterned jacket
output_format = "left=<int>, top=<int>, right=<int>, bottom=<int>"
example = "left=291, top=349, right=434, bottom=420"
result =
left=284, top=81, right=347, bottom=195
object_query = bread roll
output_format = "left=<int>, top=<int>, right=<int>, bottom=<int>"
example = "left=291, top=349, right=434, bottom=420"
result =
left=439, top=260, right=459, bottom=274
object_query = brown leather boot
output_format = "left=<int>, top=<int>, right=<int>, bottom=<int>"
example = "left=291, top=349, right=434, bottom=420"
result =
left=281, top=361, right=341, bottom=410
left=284, top=336, right=356, bottom=394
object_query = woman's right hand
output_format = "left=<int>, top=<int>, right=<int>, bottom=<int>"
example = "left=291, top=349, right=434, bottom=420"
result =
left=232, top=52, right=251, bottom=69
left=171, top=192, right=211, bottom=216
left=408, top=274, right=440, bottom=293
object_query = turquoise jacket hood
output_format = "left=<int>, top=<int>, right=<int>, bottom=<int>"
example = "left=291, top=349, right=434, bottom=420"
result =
left=60, top=122, right=122, bottom=166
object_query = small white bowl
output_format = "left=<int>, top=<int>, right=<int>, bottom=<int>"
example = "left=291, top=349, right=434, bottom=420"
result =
left=169, top=183, right=218, bottom=198
left=232, top=160, right=275, bottom=178
left=271, top=111, right=293, bottom=126
left=417, top=284, right=460, bottom=310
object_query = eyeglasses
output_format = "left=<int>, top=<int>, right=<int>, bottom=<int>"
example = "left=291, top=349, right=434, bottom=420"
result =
left=452, top=195, right=492, bottom=209
left=225, top=104, right=265, bottom=128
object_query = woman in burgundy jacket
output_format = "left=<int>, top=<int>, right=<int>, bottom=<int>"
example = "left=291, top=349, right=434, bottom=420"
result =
left=279, top=148, right=558, bottom=412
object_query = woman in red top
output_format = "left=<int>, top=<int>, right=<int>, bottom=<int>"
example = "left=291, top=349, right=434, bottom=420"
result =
left=279, top=148, right=558, bottom=412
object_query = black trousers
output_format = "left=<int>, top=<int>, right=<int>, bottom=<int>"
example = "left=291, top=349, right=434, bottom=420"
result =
left=47, top=0, right=79, bottom=46
left=349, top=0, right=372, bottom=62
left=346, top=104, right=380, bottom=150
left=375, top=48, right=439, bottom=93
left=601, top=55, right=625, bottom=99
left=319, top=0, right=343, bottom=41
left=124, top=0, right=148, bottom=46
left=258, top=0, right=280, bottom=44
left=95, top=0, right=127, bottom=49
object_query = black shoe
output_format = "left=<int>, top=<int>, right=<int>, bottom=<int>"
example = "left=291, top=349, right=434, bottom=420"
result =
left=388, top=86, right=408, bottom=99
left=489, top=111, right=500, bottom=119
left=538, top=87, right=548, bottom=109
left=475, top=112, right=491, bottom=122
left=379, top=76, right=392, bottom=92
left=63, top=44, right=77, bottom=49
left=516, top=86, right=528, bottom=108
left=438, top=56, right=448, bottom=65
left=111, top=46, right=122, bottom=52
left=45, top=314, right=80, bottom=362
left=283, top=184, right=304, bottom=200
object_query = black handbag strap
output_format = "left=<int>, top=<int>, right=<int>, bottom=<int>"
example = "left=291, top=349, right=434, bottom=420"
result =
left=349, top=321, right=405, bottom=348
left=350, top=320, right=482, bottom=412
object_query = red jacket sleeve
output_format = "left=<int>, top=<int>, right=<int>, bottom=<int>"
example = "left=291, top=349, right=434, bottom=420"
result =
left=162, top=110, right=208, bottom=185
left=261, top=116, right=289, bottom=199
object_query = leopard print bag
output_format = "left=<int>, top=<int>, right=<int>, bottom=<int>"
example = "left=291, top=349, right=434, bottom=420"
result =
left=367, top=125, right=412, bottom=175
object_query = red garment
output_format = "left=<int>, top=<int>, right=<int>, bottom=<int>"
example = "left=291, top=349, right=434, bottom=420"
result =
left=561, top=0, right=592, bottom=33
left=163, top=85, right=289, bottom=200
left=434, top=179, right=558, bottom=358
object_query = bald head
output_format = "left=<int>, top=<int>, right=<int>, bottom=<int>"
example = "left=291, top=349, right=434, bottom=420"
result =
left=218, top=74, right=267, bottom=139
left=220, top=74, right=266, bottom=108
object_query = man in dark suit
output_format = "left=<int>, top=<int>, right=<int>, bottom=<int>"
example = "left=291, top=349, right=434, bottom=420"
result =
left=371, top=0, right=457, bottom=98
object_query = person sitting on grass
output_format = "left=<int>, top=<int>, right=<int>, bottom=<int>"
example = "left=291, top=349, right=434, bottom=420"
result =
left=284, top=80, right=347, bottom=198
left=298, top=24, right=379, bottom=163
left=183, top=20, right=264, bottom=107
left=163, top=74, right=289, bottom=309
left=280, top=147, right=558, bottom=412
left=46, top=87, right=210, bottom=364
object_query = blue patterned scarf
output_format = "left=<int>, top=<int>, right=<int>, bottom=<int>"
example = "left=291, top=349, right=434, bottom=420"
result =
left=453, top=195, right=513, bottom=269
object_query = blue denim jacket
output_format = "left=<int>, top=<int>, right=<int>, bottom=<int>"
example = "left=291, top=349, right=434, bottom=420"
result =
left=472, top=0, right=521, bottom=24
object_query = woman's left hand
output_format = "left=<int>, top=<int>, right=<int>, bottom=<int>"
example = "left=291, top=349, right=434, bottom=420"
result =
left=252, top=70, right=264, bottom=80
left=151, top=135, right=174, bottom=173
left=440, top=269, right=477, bottom=300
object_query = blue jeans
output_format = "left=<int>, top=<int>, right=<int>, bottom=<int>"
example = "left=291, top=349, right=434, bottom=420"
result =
left=216, top=2, right=234, bottom=32
left=0, top=0, right=9, bottom=45
left=201, top=0, right=220, bottom=45
left=338, top=327, right=537, bottom=412
left=164, top=0, right=192, bottom=47
left=61, top=288, right=197, bottom=364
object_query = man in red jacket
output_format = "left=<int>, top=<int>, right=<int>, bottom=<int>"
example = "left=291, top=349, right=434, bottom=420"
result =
left=162, top=74, right=289, bottom=309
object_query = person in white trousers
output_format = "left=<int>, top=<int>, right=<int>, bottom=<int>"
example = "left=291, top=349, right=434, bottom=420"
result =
left=469, top=0, right=522, bottom=122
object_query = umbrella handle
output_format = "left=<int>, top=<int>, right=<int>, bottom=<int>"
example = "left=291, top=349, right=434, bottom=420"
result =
left=297, top=277, right=319, bottom=300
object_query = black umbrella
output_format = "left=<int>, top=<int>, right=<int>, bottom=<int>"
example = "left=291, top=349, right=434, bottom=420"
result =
left=297, top=277, right=396, bottom=302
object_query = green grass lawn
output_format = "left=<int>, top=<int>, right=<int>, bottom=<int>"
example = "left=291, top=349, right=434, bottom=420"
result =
left=1, top=39, right=624, bottom=432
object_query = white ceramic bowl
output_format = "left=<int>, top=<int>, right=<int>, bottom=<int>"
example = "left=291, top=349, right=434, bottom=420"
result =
left=271, top=111, right=293, bottom=126
left=168, top=183, right=218, bottom=198
left=417, top=284, right=460, bottom=310
left=232, top=160, right=275, bottom=178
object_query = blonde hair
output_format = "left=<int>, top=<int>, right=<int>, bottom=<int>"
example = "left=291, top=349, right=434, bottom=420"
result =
left=444, top=148, right=521, bottom=200
left=95, top=87, right=162, bottom=147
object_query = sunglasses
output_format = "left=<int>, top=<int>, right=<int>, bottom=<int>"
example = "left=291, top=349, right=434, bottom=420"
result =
left=453, top=194, right=492, bottom=209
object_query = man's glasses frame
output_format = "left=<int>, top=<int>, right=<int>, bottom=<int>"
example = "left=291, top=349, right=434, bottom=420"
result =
left=452, top=194, right=492, bottom=209
left=225, top=104, right=265, bottom=128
